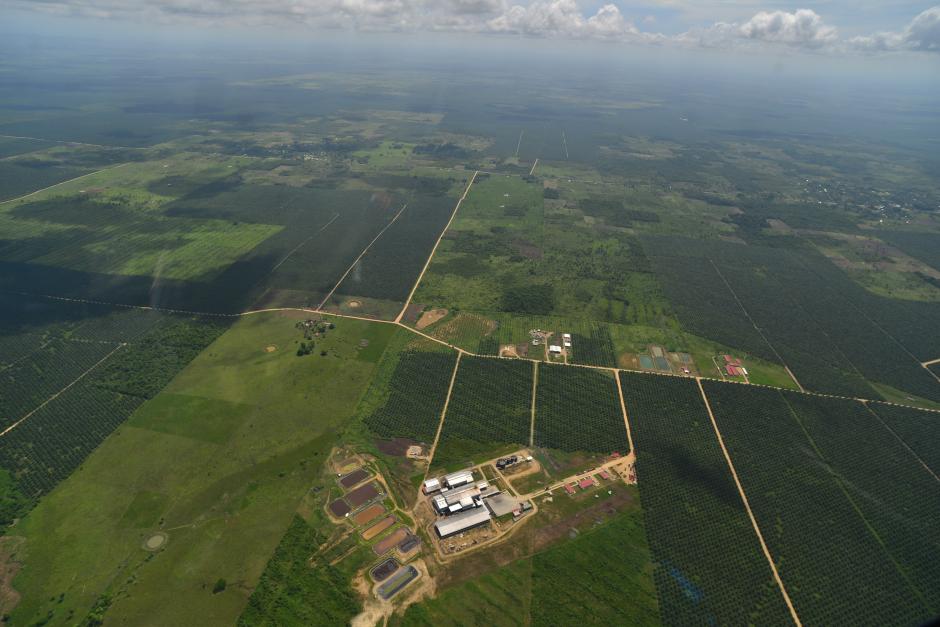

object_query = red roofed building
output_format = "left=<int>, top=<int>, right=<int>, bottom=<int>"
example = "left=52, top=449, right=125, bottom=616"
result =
left=579, top=478, right=595, bottom=490
left=565, top=484, right=576, bottom=495
left=725, top=365, right=738, bottom=376
left=598, top=470, right=611, bottom=480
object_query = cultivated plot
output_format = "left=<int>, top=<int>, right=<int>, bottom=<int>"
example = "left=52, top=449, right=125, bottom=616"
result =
left=620, top=372, right=793, bottom=626
left=433, top=356, right=533, bottom=468
left=702, top=380, right=937, bottom=625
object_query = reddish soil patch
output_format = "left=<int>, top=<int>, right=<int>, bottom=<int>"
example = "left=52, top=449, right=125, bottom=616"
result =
left=353, top=504, right=386, bottom=526
left=362, top=516, right=397, bottom=541
left=416, top=308, right=448, bottom=330
left=340, top=468, right=370, bottom=488
left=373, top=528, right=409, bottom=555
left=329, top=498, right=352, bottom=517
left=402, top=304, right=425, bottom=325
left=376, top=437, right=416, bottom=457
left=513, top=240, right=543, bottom=259
left=347, top=482, right=381, bottom=507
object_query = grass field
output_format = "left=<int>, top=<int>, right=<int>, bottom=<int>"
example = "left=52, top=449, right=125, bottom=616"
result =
left=7, top=312, right=394, bottom=625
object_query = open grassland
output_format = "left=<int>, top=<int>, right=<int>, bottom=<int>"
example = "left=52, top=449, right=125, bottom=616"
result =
left=393, top=503, right=660, bottom=627
left=433, top=356, right=533, bottom=469
left=534, top=365, right=628, bottom=454
left=702, top=380, right=939, bottom=625
left=619, top=372, right=793, bottom=625
left=6, top=312, right=394, bottom=626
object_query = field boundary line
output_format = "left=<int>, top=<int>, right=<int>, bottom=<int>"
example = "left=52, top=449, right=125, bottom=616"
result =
left=529, top=361, right=539, bottom=447
left=862, top=402, right=939, bottom=483
left=528, top=158, right=539, bottom=176
left=923, top=357, right=940, bottom=367
left=779, top=392, right=933, bottom=613
left=697, top=378, right=803, bottom=627
left=269, top=213, right=339, bottom=274
left=0, top=162, right=131, bottom=206
left=515, top=130, right=524, bottom=158
left=707, top=259, right=804, bottom=391
left=7, top=291, right=940, bottom=417
left=0, top=134, right=140, bottom=150
left=0, top=343, right=125, bottom=438
left=395, top=170, right=478, bottom=322
left=424, top=352, right=463, bottom=472
left=318, top=204, right=408, bottom=310
left=614, top=371, right=636, bottom=454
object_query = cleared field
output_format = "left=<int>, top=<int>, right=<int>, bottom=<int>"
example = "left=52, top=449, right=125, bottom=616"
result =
left=534, top=364, right=628, bottom=454
left=7, top=313, right=393, bottom=625
left=702, top=380, right=937, bottom=625
left=433, top=356, right=533, bottom=468
left=619, top=372, right=793, bottom=625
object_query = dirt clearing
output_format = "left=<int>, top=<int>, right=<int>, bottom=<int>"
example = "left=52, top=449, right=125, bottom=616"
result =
left=416, top=308, right=448, bottom=330
left=0, top=536, right=24, bottom=616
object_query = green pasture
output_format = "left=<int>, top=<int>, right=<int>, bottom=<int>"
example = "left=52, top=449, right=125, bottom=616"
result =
left=8, top=312, right=394, bottom=626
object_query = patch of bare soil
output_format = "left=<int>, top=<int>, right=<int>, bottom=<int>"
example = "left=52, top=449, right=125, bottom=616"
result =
left=416, top=308, right=448, bottom=330
left=401, top=303, right=425, bottom=325
left=264, top=345, right=278, bottom=353
left=618, top=353, right=640, bottom=369
left=348, top=300, right=362, bottom=309
left=0, top=536, right=25, bottom=616
left=376, top=437, right=415, bottom=457
left=500, top=344, right=520, bottom=358
left=532, top=489, right=633, bottom=552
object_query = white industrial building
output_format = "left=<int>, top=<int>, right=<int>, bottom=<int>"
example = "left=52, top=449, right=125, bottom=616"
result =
left=442, top=469, right=474, bottom=489
left=422, top=478, right=441, bottom=494
left=433, top=507, right=492, bottom=538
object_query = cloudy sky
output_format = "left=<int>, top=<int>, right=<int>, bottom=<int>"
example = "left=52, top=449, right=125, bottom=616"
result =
left=4, top=0, right=940, bottom=56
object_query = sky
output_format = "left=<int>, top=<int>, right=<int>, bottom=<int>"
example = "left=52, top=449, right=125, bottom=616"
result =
left=3, top=1, right=940, bottom=59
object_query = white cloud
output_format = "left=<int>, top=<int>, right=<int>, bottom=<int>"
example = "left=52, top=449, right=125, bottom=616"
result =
left=676, top=9, right=837, bottom=51
left=739, top=9, right=836, bottom=48
left=848, top=6, right=940, bottom=53
left=5, top=1, right=940, bottom=55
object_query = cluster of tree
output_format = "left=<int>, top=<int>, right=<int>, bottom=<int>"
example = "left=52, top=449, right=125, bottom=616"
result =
left=296, top=341, right=314, bottom=356
left=501, top=283, right=555, bottom=315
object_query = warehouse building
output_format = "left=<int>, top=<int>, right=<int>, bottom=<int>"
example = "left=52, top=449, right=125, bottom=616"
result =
left=433, top=507, right=492, bottom=538
left=443, top=470, right=474, bottom=489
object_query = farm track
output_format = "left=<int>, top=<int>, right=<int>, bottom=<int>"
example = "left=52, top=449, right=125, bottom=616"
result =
left=424, top=352, right=462, bottom=474
left=6, top=289, right=940, bottom=418
left=614, top=371, right=636, bottom=454
left=529, top=361, right=538, bottom=447
left=697, top=378, right=803, bottom=627
left=268, top=213, right=339, bottom=274
left=318, top=203, right=408, bottom=310
left=0, top=342, right=125, bottom=438
left=395, top=170, right=479, bottom=322
left=862, top=401, right=940, bottom=483
left=923, top=358, right=940, bottom=367
left=0, top=162, right=132, bottom=206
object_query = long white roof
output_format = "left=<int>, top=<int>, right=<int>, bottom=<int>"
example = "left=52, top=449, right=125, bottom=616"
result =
left=434, top=507, right=491, bottom=538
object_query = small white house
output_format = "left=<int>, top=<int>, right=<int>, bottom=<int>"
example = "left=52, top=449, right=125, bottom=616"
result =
left=549, top=345, right=563, bottom=354
left=423, top=478, right=441, bottom=494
